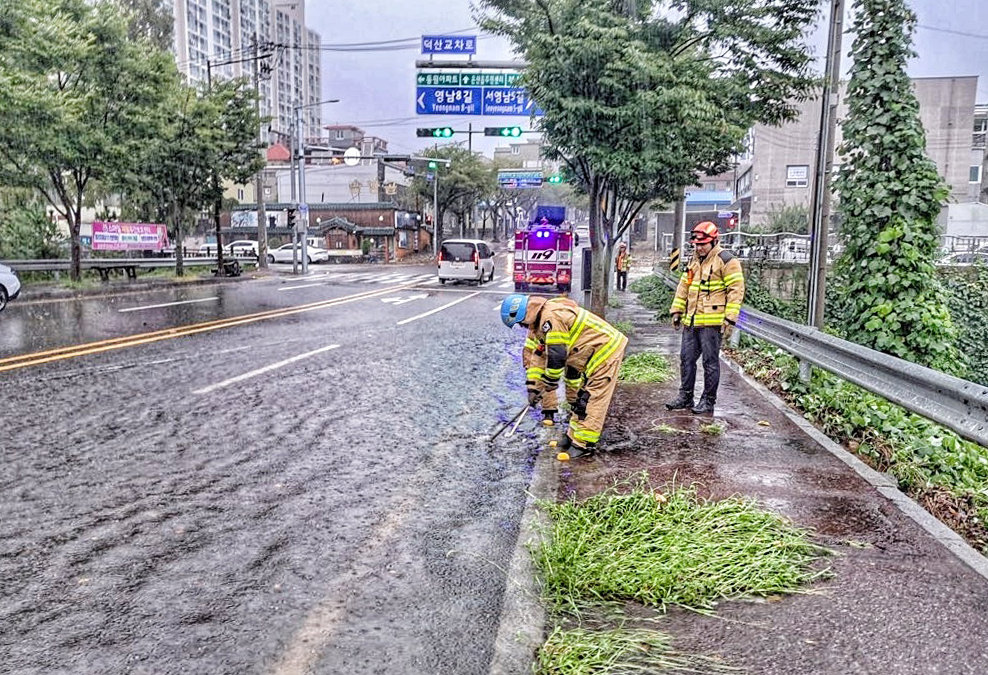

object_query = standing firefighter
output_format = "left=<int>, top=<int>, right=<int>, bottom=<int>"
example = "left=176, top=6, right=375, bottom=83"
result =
left=502, top=294, right=628, bottom=459
left=521, top=296, right=581, bottom=425
left=615, top=242, right=631, bottom=291
left=666, top=221, right=745, bottom=415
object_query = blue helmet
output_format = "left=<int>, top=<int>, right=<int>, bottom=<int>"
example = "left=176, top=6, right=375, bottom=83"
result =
left=500, top=294, right=529, bottom=327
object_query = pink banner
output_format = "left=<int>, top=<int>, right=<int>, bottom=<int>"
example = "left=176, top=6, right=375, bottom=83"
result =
left=92, top=222, right=169, bottom=251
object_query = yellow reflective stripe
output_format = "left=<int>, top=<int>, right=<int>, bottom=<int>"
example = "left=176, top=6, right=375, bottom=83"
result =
left=725, top=303, right=741, bottom=312
left=564, top=377, right=583, bottom=388
left=545, top=331, right=568, bottom=345
left=526, top=367, right=545, bottom=379
left=572, top=426, right=600, bottom=443
left=723, top=272, right=744, bottom=285
left=545, top=367, right=564, bottom=380
left=566, top=309, right=589, bottom=347
left=693, top=316, right=724, bottom=325
left=671, top=298, right=686, bottom=310
left=524, top=337, right=538, bottom=350
left=585, top=337, right=622, bottom=376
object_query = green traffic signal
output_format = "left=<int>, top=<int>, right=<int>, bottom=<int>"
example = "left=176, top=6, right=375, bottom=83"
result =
left=416, top=127, right=455, bottom=138
left=428, top=160, right=438, bottom=170
left=547, top=174, right=563, bottom=184
left=483, top=126, right=524, bottom=137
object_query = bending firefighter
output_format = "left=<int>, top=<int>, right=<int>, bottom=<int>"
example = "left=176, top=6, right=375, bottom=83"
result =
left=521, top=296, right=581, bottom=425
left=666, top=221, right=745, bottom=415
left=502, top=294, right=628, bottom=459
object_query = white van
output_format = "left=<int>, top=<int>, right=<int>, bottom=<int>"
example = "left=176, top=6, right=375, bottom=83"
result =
left=438, top=239, right=496, bottom=284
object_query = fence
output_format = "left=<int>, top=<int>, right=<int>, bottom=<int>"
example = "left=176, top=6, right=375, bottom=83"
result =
left=657, top=271, right=988, bottom=448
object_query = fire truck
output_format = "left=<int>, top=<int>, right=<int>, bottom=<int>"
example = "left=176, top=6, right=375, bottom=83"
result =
left=513, top=206, right=573, bottom=292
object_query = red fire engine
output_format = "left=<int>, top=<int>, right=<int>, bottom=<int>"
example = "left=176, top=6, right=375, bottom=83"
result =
left=513, top=206, right=573, bottom=292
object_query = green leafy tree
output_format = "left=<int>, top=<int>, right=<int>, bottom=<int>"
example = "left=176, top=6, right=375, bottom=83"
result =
left=831, top=0, right=961, bottom=374
left=0, top=205, right=65, bottom=259
left=123, top=79, right=264, bottom=274
left=0, top=0, right=176, bottom=280
left=762, top=203, right=810, bottom=235
left=112, top=0, right=174, bottom=50
left=479, top=0, right=818, bottom=315
left=410, top=146, right=496, bottom=245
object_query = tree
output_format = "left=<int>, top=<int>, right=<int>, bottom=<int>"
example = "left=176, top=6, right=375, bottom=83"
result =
left=112, top=0, right=174, bottom=51
left=410, top=146, right=496, bottom=244
left=479, top=0, right=818, bottom=315
left=830, top=0, right=961, bottom=374
left=0, top=0, right=176, bottom=280
left=123, top=79, right=263, bottom=274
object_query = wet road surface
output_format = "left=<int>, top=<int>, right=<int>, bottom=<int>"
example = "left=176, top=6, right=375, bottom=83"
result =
left=0, top=266, right=545, bottom=674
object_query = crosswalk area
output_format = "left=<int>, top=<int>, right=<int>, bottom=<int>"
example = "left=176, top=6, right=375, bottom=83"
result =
left=280, top=271, right=519, bottom=290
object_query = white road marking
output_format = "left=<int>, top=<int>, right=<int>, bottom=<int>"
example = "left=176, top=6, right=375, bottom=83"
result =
left=396, top=292, right=480, bottom=325
left=118, top=297, right=219, bottom=313
left=381, top=293, right=429, bottom=306
left=192, top=344, right=340, bottom=395
left=278, top=283, right=324, bottom=291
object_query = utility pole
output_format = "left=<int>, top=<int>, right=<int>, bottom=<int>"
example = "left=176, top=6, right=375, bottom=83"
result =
left=252, top=34, right=269, bottom=269
left=206, top=60, right=226, bottom=274
left=807, top=0, right=846, bottom=328
left=296, top=103, right=308, bottom=275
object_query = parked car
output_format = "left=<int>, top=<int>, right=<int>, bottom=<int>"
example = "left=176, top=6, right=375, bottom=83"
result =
left=437, top=239, right=495, bottom=284
left=0, top=262, right=22, bottom=313
left=226, top=240, right=259, bottom=257
left=196, top=244, right=220, bottom=257
left=267, top=243, right=330, bottom=264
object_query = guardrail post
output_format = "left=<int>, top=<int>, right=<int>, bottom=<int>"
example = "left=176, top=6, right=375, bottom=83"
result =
left=798, top=359, right=812, bottom=384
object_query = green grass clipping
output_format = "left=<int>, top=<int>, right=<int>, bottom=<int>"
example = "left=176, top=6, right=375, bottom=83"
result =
left=534, top=474, right=829, bottom=614
left=618, top=351, right=671, bottom=383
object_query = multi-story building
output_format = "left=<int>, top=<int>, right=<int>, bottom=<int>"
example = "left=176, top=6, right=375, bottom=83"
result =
left=732, top=76, right=978, bottom=228
left=171, top=0, right=322, bottom=139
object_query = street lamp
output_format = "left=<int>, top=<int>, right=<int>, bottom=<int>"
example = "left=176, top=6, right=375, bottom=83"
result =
left=294, top=97, right=340, bottom=274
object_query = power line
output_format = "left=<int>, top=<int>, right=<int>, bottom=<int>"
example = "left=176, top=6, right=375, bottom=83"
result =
left=917, top=23, right=988, bottom=40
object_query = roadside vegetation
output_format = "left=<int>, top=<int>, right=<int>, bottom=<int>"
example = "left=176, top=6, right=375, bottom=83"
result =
left=532, top=475, right=829, bottom=672
left=618, top=352, right=671, bottom=383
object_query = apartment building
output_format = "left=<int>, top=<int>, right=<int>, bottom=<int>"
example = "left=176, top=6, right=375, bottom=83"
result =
left=171, top=0, right=322, bottom=139
left=732, top=76, right=978, bottom=227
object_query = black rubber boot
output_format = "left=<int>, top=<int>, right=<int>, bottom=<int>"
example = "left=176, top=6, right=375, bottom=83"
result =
left=691, top=398, right=715, bottom=415
left=567, top=442, right=596, bottom=459
left=665, top=393, right=695, bottom=411
left=542, top=410, right=556, bottom=426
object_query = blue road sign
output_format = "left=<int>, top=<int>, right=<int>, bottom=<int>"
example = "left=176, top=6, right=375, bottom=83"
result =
left=416, top=86, right=541, bottom=116
left=421, top=35, right=477, bottom=55
left=498, top=170, right=543, bottom=189
left=416, top=86, right=481, bottom=115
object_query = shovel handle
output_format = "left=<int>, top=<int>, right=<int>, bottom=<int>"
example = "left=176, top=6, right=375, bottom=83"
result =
left=489, top=405, right=530, bottom=443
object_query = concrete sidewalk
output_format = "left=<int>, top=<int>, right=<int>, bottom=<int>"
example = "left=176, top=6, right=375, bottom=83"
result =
left=551, top=286, right=988, bottom=674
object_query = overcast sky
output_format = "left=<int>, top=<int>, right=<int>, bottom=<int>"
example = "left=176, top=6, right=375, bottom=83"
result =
left=304, top=0, right=988, bottom=158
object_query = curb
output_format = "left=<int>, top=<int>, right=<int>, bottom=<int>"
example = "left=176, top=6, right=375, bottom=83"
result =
left=488, top=440, right=556, bottom=674
left=722, top=355, right=988, bottom=581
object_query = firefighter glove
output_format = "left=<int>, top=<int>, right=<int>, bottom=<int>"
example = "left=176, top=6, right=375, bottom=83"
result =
left=672, top=313, right=682, bottom=330
left=722, top=319, right=735, bottom=339
left=527, top=389, right=541, bottom=407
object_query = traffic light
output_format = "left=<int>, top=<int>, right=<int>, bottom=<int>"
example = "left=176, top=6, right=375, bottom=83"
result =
left=287, top=208, right=297, bottom=230
left=727, top=216, right=737, bottom=229
left=484, top=126, right=523, bottom=138
left=547, top=174, right=563, bottom=184
left=416, top=127, right=454, bottom=138
left=428, top=160, right=438, bottom=170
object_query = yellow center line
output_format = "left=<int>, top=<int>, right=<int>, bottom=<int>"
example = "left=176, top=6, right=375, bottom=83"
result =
left=0, top=283, right=416, bottom=374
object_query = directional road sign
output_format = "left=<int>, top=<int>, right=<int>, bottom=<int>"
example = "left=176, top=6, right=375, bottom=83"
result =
left=498, top=170, right=543, bottom=189
left=421, top=35, right=477, bottom=55
left=416, top=86, right=539, bottom=116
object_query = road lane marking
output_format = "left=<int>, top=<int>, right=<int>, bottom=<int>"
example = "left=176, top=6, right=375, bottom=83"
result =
left=0, top=283, right=416, bottom=374
left=380, top=293, right=429, bottom=306
left=278, top=283, right=325, bottom=291
left=396, top=291, right=480, bottom=325
left=117, top=297, right=219, bottom=313
left=192, top=344, right=340, bottom=394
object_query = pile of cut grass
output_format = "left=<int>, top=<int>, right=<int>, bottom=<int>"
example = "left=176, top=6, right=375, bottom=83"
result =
left=618, top=351, right=671, bottom=383
left=534, top=475, right=828, bottom=614
left=535, top=626, right=738, bottom=675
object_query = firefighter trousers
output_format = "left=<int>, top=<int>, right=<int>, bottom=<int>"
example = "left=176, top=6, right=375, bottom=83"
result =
left=568, top=338, right=628, bottom=449
left=679, top=325, right=722, bottom=403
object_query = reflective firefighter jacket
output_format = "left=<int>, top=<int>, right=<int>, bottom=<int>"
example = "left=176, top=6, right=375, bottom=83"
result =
left=523, top=297, right=578, bottom=384
left=670, top=244, right=745, bottom=327
left=615, top=250, right=631, bottom=272
left=528, top=302, right=628, bottom=386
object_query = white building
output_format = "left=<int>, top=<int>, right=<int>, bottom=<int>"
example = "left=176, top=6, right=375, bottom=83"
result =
left=171, top=0, right=322, bottom=139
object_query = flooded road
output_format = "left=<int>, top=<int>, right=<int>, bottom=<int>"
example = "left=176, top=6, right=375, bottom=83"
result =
left=0, top=272, right=544, bottom=673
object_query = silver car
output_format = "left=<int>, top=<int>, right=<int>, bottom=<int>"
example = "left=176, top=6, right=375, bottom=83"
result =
left=0, top=262, right=21, bottom=312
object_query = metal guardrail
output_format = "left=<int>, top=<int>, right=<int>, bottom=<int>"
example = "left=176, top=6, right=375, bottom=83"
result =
left=657, top=271, right=988, bottom=448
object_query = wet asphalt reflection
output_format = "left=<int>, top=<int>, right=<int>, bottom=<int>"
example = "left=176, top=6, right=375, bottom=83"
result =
left=0, top=280, right=543, bottom=673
